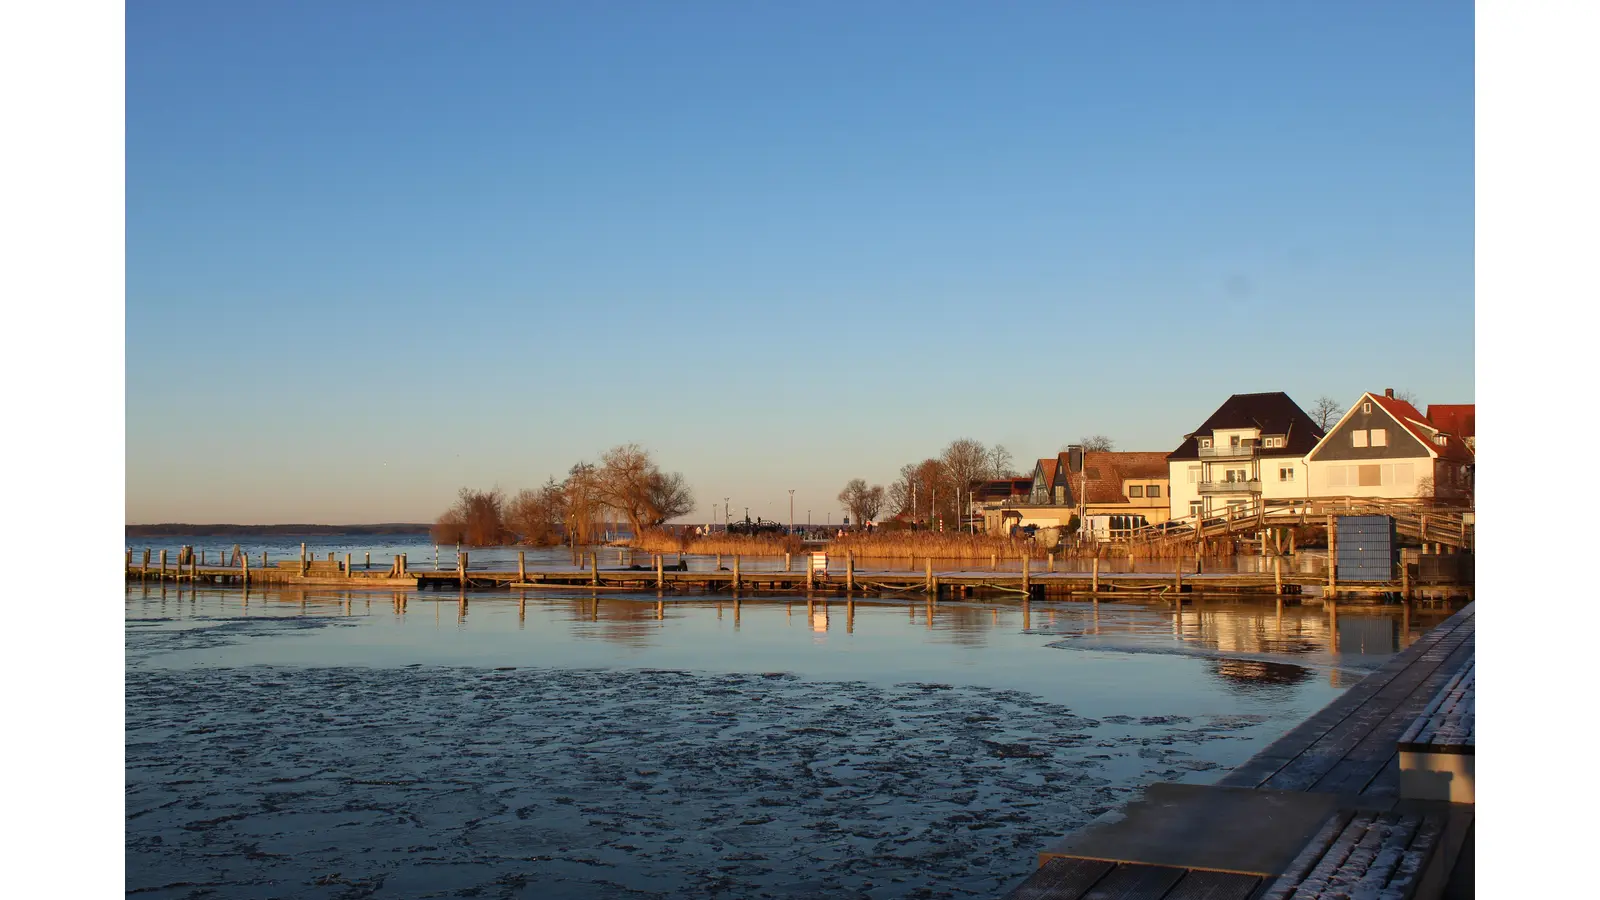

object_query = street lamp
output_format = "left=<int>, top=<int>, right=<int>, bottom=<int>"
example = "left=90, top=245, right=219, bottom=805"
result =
left=788, top=489, right=795, bottom=535
left=724, top=497, right=730, bottom=530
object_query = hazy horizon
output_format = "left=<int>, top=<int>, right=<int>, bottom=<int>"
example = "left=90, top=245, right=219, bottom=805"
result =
left=127, top=2, right=1472, bottom=525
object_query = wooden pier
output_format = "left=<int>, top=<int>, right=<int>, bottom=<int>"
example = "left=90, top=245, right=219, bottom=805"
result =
left=123, top=547, right=1470, bottom=602
left=1001, top=602, right=1476, bottom=900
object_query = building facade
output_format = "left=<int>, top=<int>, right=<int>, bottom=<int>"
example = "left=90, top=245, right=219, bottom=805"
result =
left=1305, top=390, right=1474, bottom=504
left=1166, top=392, right=1325, bottom=521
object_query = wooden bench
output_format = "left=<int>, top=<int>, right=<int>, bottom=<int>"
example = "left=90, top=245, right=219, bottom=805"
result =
left=1397, top=656, right=1474, bottom=804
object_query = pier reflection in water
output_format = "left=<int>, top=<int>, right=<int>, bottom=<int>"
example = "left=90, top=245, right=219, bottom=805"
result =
left=127, top=582, right=1460, bottom=714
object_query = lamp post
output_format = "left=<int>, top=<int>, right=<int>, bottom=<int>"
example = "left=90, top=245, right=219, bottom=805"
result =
left=724, top=497, right=730, bottom=530
left=788, top=489, right=795, bottom=535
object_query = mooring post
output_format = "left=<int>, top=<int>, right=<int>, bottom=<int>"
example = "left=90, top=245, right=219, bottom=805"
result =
left=261, top=550, right=267, bottom=568
left=1174, top=559, right=1183, bottom=595
left=733, top=555, right=741, bottom=590
left=1326, top=514, right=1337, bottom=594
left=458, top=551, right=467, bottom=590
left=990, top=553, right=997, bottom=571
left=365, top=551, right=371, bottom=570
left=391, top=555, right=401, bottom=578
left=345, top=552, right=352, bottom=578
left=806, top=556, right=814, bottom=591
left=1091, top=555, right=1099, bottom=593
left=142, top=548, right=150, bottom=578
left=656, top=553, right=664, bottom=589
left=300, top=542, right=308, bottom=577
left=716, top=553, right=722, bottom=571
left=1274, top=555, right=1283, bottom=595
left=1401, top=557, right=1412, bottom=601
left=517, top=550, right=526, bottom=583
left=160, top=548, right=167, bottom=581
left=1048, top=552, right=1054, bottom=573
left=591, top=552, right=599, bottom=586
left=125, top=548, right=132, bottom=571
left=242, top=550, right=250, bottom=587
left=925, top=558, right=933, bottom=593
left=785, top=552, right=791, bottom=573
left=1021, top=554, right=1030, bottom=593
left=846, top=551, right=854, bottom=593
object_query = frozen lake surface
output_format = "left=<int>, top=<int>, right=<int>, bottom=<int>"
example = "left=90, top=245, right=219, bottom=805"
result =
left=125, top=580, right=1459, bottom=899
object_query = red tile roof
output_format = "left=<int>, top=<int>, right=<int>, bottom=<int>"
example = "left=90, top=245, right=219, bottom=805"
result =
left=1368, top=394, right=1474, bottom=462
left=1035, top=457, right=1059, bottom=483
left=1075, top=451, right=1172, bottom=504
left=1426, top=404, right=1475, bottom=439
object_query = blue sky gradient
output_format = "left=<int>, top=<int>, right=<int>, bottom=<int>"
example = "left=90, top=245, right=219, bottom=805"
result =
left=126, top=1, right=1473, bottom=524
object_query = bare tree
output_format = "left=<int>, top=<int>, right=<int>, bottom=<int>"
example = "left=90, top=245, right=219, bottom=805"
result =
left=432, top=487, right=508, bottom=546
left=563, top=462, right=603, bottom=545
left=986, top=443, right=1016, bottom=479
left=1393, top=389, right=1419, bottom=406
left=593, top=443, right=695, bottom=536
left=1077, top=435, right=1115, bottom=452
left=1310, top=396, right=1343, bottom=431
left=837, top=478, right=887, bottom=528
left=508, top=477, right=567, bottom=546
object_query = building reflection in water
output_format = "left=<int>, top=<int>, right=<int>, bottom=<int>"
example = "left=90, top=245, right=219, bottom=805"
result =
left=1208, top=658, right=1313, bottom=692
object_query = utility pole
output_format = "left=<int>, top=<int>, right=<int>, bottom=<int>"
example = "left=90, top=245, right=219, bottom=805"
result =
left=724, top=497, right=730, bottom=530
left=789, top=489, right=795, bottom=535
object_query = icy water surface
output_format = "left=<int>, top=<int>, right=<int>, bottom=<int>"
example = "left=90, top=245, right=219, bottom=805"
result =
left=126, top=584, right=1460, bottom=899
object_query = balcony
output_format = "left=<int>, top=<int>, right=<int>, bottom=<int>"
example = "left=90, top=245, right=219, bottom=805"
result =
left=1197, top=479, right=1261, bottom=494
left=1197, top=443, right=1258, bottom=459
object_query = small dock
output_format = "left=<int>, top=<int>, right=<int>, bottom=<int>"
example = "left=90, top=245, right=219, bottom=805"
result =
left=1000, top=602, right=1475, bottom=900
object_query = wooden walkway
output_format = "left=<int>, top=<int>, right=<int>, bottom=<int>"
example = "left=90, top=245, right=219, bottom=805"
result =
left=123, top=559, right=1469, bottom=602
left=1001, top=602, right=1475, bottom=900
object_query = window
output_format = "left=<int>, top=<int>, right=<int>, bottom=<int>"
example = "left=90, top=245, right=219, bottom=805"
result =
left=1128, top=485, right=1144, bottom=498
left=1362, top=402, right=1372, bottom=414
left=1199, top=438, right=1212, bottom=449
left=1147, top=484, right=1160, bottom=498
left=1279, top=467, right=1295, bottom=481
left=1188, top=466, right=1201, bottom=483
left=1054, top=486, right=1064, bottom=504
left=1371, top=428, right=1387, bottom=447
left=1227, top=468, right=1249, bottom=483
left=1328, top=466, right=1348, bottom=487
left=1359, top=465, right=1381, bottom=486
left=1435, top=435, right=1448, bottom=447
left=1190, top=501, right=1204, bottom=517
left=1352, top=430, right=1368, bottom=448
left=1264, top=436, right=1284, bottom=449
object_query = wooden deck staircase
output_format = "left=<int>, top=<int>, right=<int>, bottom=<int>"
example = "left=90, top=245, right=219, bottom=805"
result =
left=1126, top=499, right=1473, bottom=551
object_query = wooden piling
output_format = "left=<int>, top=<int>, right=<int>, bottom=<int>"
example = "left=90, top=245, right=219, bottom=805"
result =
left=392, top=555, right=401, bottom=578
left=1274, top=556, right=1283, bottom=595
left=300, top=542, right=308, bottom=576
left=518, top=551, right=526, bottom=583
left=365, top=551, right=371, bottom=570
left=846, top=552, right=854, bottom=592
left=1174, top=560, right=1183, bottom=596
left=785, top=552, right=791, bottom=573
left=344, top=552, right=352, bottom=578
left=656, top=554, right=664, bottom=590
left=733, top=555, right=741, bottom=590
left=1326, top=515, right=1337, bottom=593
left=242, top=550, right=250, bottom=587
left=1401, top=559, right=1412, bottom=601
left=925, top=558, right=933, bottom=593
left=1021, top=554, right=1030, bottom=592
left=590, top=552, right=599, bottom=586
left=990, top=553, right=997, bottom=571
left=142, top=548, right=150, bottom=578
left=1048, top=552, right=1054, bottom=573
left=1091, top=556, right=1099, bottom=593
left=716, top=553, right=722, bottom=571
left=458, top=551, right=468, bottom=589
left=806, top=557, right=814, bottom=591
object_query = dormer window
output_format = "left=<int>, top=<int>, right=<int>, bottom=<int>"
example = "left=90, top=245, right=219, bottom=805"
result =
left=1435, top=435, right=1448, bottom=447
left=1263, top=436, right=1285, bottom=449
left=1198, top=438, right=1212, bottom=449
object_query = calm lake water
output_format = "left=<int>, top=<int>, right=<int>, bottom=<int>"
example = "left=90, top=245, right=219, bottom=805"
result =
left=125, top=537, right=1459, bottom=899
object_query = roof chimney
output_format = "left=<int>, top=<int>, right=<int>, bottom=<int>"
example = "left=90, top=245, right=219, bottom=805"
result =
left=1384, top=388, right=1394, bottom=399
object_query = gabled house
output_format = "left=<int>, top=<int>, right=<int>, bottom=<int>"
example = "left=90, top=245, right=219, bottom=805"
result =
left=1166, top=392, right=1325, bottom=521
left=1027, top=456, right=1070, bottom=506
left=1076, top=451, right=1173, bottom=524
left=1306, top=390, right=1474, bottom=504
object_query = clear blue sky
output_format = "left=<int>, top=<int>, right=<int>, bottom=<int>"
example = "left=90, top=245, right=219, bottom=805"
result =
left=126, top=1, right=1473, bottom=525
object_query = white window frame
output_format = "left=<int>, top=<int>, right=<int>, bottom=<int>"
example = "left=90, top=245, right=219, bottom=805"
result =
left=1279, top=467, right=1295, bottom=481
left=1188, top=466, right=1201, bottom=483
left=1371, top=428, right=1387, bottom=447
left=1352, top=429, right=1368, bottom=448
left=1362, top=402, right=1372, bottom=414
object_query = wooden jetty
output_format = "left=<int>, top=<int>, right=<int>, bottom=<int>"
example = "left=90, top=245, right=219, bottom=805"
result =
left=1000, top=602, right=1476, bottom=900
left=122, top=546, right=1469, bottom=602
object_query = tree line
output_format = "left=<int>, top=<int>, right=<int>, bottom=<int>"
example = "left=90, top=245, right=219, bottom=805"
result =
left=836, top=438, right=1018, bottom=530
left=431, top=444, right=694, bottom=547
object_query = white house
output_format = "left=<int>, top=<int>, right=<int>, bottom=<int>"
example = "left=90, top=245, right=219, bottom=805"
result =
left=1305, top=390, right=1474, bottom=504
left=1166, top=392, right=1325, bottom=521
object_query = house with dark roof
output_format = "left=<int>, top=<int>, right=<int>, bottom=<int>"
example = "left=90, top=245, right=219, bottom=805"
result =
left=986, top=450, right=1173, bottom=535
left=1306, top=390, right=1474, bottom=504
left=1166, top=392, right=1325, bottom=521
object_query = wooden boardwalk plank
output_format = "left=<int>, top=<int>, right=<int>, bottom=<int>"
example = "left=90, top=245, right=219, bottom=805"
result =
left=1079, top=864, right=1187, bottom=900
left=1001, top=858, right=1114, bottom=900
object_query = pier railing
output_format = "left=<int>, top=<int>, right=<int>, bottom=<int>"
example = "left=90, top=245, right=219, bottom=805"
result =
left=1123, top=498, right=1473, bottom=550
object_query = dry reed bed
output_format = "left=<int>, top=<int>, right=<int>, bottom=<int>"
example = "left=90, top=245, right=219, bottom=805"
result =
left=630, top=530, right=803, bottom=556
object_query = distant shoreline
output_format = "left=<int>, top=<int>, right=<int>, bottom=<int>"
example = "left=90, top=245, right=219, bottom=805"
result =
left=124, top=523, right=432, bottom=537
